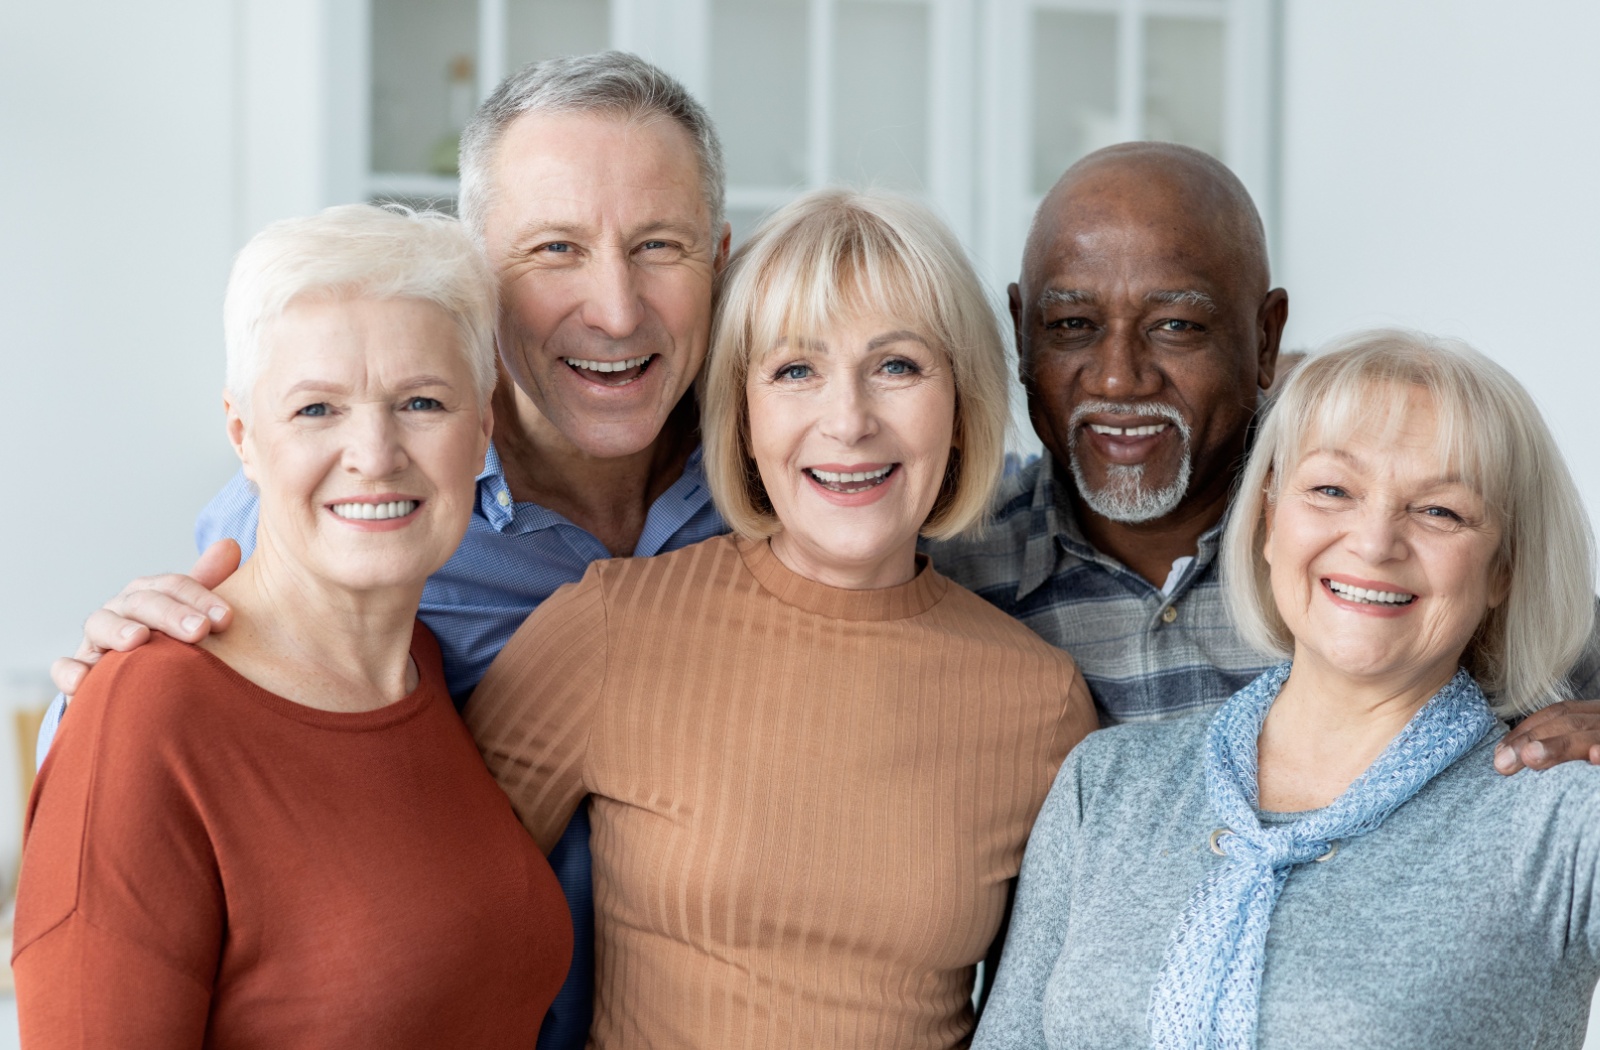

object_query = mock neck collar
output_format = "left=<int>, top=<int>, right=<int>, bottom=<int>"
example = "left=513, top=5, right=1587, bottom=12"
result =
left=737, top=536, right=947, bottom=621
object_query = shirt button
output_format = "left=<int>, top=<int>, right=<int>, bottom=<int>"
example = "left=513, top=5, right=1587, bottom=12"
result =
left=497, top=490, right=512, bottom=507
left=1161, top=606, right=1178, bottom=624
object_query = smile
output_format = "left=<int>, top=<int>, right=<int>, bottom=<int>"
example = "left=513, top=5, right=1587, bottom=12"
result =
left=804, top=465, right=896, bottom=494
left=1088, top=422, right=1169, bottom=437
left=1325, top=579, right=1417, bottom=606
left=330, top=500, right=418, bottom=521
left=564, top=354, right=655, bottom=386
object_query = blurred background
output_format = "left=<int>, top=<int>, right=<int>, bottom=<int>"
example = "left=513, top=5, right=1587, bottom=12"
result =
left=2, top=0, right=1599, bottom=1037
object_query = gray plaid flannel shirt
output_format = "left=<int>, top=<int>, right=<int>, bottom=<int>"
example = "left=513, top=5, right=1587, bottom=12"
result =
left=927, top=455, right=1600, bottom=727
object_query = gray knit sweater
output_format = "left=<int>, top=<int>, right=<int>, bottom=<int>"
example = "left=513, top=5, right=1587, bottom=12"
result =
left=974, top=712, right=1600, bottom=1049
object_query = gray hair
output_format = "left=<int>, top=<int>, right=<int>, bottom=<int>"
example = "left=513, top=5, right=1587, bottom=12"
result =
left=224, top=204, right=498, bottom=412
left=458, top=50, right=726, bottom=243
left=1221, top=328, right=1595, bottom=716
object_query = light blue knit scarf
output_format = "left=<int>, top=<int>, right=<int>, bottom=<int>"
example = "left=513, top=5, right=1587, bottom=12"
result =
left=1147, top=662, right=1497, bottom=1050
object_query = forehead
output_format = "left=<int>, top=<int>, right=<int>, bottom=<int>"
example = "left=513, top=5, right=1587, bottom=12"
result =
left=1289, top=383, right=1479, bottom=489
left=1028, top=177, right=1246, bottom=308
left=259, top=297, right=466, bottom=383
left=488, top=109, right=707, bottom=235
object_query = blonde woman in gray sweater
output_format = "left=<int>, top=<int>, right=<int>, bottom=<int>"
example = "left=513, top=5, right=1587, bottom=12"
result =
left=976, top=329, right=1600, bottom=1049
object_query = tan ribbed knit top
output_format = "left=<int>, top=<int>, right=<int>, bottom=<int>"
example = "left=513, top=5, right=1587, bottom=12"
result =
left=466, top=534, right=1096, bottom=1049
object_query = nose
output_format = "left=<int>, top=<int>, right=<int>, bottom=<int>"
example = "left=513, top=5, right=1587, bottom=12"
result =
left=818, top=374, right=878, bottom=447
left=1346, top=502, right=1409, bottom=565
left=1080, top=324, right=1161, bottom=400
left=343, top=406, right=409, bottom=479
left=578, top=248, right=646, bottom=339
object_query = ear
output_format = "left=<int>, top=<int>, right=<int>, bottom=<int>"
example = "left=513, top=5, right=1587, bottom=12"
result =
left=1008, top=282, right=1026, bottom=384
left=1260, top=480, right=1277, bottom=567
left=713, top=222, right=733, bottom=274
left=1256, top=288, right=1289, bottom=391
left=1485, top=553, right=1512, bottom=611
left=223, top=391, right=256, bottom=483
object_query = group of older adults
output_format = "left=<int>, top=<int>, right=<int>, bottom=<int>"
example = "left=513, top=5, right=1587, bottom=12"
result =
left=16, top=49, right=1600, bottom=1050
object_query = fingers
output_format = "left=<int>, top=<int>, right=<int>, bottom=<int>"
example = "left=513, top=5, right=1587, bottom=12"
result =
left=1494, top=700, right=1600, bottom=775
left=107, top=583, right=226, bottom=643
left=190, top=539, right=242, bottom=591
left=50, top=656, right=92, bottom=697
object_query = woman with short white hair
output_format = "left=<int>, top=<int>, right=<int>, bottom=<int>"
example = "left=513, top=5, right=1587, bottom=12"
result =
left=14, top=204, right=572, bottom=1048
left=466, top=188, right=1098, bottom=1047
left=976, top=328, right=1600, bottom=1048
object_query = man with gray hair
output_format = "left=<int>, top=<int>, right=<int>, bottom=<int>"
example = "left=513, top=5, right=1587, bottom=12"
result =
left=44, top=51, right=731, bottom=1050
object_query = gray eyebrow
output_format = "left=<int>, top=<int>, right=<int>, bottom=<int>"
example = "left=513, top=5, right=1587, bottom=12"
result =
left=1145, top=289, right=1218, bottom=313
left=1038, top=288, right=1096, bottom=310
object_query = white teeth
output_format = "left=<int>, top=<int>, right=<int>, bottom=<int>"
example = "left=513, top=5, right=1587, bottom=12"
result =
left=330, top=500, right=417, bottom=521
left=564, top=355, right=652, bottom=373
left=1088, top=422, right=1169, bottom=437
left=809, top=466, right=894, bottom=484
left=1326, top=580, right=1415, bottom=605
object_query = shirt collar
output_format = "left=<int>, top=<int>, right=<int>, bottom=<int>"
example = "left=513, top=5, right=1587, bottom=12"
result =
left=474, top=440, right=714, bottom=540
left=1014, top=454, right=1231, bottom=601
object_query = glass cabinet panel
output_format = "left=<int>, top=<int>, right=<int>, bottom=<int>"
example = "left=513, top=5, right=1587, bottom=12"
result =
left=710, top=0, right=810, bottom=189
left=1143, top=15, right=1225, bottom=158
left=831, top=1, right=930, bottom=191
left=507, top=0, right=610, bottom=70
left=371, top=0, right=478, bottom=176
left=1030, top=9, right=1119, bottom=196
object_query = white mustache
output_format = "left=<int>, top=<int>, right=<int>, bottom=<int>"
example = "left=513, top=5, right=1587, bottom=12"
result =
left=1068, top=401, right=1191, bottom=438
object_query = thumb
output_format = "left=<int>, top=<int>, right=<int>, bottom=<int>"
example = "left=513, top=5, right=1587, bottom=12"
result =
left=190, top=538, right=243, bottom=590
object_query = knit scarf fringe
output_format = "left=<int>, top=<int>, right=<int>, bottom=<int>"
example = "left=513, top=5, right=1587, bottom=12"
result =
left=1146, top=663, right=1498, bottom=1050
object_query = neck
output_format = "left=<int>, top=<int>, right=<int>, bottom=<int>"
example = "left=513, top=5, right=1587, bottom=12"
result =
left=1255, top=655, right=1458, bottom=811
left=1069, top=460, right=1236, bottom=588
left=492, top=381, right=700, bottom=556
left=202, top=539, right=422, bottom=712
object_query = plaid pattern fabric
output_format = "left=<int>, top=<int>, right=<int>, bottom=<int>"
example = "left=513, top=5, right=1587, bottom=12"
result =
left=930, top=455, right=1600, bottom=726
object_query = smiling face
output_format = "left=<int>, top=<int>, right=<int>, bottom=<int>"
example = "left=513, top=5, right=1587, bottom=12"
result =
left=230, top=296, right=492, bottom=596
left=481, top=109, right=724, bottom=458
left=746, top=311, right=957, bottom=589
left=1264, top=388, right=1507, bottom=696
left=1015, top=149, right=1282, bottom=527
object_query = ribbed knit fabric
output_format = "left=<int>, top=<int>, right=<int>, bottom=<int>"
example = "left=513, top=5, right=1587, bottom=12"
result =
left=466, top=534, right=1096, bottom=1049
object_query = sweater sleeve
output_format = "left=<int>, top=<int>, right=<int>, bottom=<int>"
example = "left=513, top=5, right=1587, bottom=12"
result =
left=972, top=739, right=1091, bottom=1050
left=12, top=651, right=224, bottom=1050
left=465, top=563, right=609, bottom=854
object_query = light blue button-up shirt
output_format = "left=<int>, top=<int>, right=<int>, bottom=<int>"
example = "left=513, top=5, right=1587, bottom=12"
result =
left=39, top=440, right=726, bottom=1050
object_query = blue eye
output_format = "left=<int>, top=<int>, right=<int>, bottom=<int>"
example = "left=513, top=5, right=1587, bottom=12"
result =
left=541, top=242, right=571, bottom=253
left=1421, top=505, right=1464, bottom=522
left=297, top=403, right=329, bottom=417
left=1312, top=485, right=1347, bottom=498
left=775, top=363, right=812, bottom=381
left=404, top=397, right=443, bottom=411
left=882, top=358, right=919, bottom=376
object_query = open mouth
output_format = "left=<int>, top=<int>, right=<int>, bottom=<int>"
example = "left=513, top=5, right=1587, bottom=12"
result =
left=804, top=465, right=897, bottom=494
left=564, top=354, right=655, bottom=386
left=1324, top=579, right=1417, bottom=606
left=329, top=500, right=419, bottom=521
left=1086, top=422, right=1170, bottom=438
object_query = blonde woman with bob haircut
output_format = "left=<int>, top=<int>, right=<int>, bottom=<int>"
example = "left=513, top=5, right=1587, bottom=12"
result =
left=977, top=329, right=1600, bottom=1050
left=467, top=188, right=1097, bottom=1048
left=15, top=204, right=573, bottom=1049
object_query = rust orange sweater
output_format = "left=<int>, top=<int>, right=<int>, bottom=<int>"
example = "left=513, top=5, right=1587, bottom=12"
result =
left=466, top=535, right=1096, bottom=1049
left=14, top=626, right=572, bottom=1049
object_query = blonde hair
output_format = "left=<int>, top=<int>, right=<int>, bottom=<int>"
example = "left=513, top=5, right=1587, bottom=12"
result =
left=1222, top=328, right=1595, bottom=715
left=701, top=189, right=1011, bottom=542
left=224, top=204, right=497, bottom=412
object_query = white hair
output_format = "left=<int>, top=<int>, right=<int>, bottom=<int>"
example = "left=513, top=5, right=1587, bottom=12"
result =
left=1222, top=328, right=1596, bottom=716
left=223, top=204, right=497, bottom=412
left=458, top=50, right=725, bottom=245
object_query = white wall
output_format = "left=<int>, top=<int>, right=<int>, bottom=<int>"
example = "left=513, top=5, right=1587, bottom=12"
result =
left=1277, top=0, right=1600, bottom=550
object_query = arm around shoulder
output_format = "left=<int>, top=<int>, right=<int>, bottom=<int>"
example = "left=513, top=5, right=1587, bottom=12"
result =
left=464, top=563, right=612, bottom=853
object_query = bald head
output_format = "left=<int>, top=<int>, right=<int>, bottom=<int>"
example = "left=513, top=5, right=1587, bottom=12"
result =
left=1023, top=142, right=1270, bottom=303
